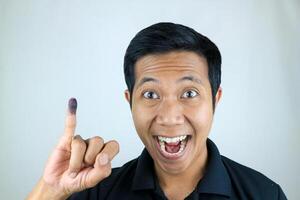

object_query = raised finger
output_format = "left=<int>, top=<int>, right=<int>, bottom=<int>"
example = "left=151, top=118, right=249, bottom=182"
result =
left=56, top=98, right=78, bottom=150
left=84, top=136, right=104, bottom=165
left=64, top=98, right=77, bottom=140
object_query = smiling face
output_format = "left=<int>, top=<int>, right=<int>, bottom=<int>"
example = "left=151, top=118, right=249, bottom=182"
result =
left=125, top=51, right=222, bottom=175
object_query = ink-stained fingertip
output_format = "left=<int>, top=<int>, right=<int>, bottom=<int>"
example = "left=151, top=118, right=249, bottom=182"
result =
left=68, top=98, right=77, bottom=115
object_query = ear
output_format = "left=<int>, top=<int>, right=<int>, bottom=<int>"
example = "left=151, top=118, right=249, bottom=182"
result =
left=214, top=86, right=222, bottom=107
left=124, top=89, right=131, bottom=103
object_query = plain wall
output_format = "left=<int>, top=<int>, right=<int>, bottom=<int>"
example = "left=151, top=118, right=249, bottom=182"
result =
left=0, top=0, right=299, bottom=199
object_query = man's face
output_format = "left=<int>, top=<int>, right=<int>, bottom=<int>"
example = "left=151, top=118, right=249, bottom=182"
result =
left=125, top=51, right=222, bottom=174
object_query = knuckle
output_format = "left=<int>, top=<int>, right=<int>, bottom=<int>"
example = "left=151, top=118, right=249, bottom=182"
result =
left=91, top=136, right=104, bottom=145
left=73, top=134, right=82, bottom=140
left=72, top=140, right=87, bottom=151
left=109, top=140, right=119, bottom=152
left=72, top=135, right=85, bottom=145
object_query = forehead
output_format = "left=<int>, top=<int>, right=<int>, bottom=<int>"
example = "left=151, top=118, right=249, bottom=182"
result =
left=134, top=51, right=208, bottom=80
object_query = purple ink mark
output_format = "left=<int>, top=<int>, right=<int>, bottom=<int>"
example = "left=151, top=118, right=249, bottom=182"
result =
left=68, top=98, right=77, bottom=115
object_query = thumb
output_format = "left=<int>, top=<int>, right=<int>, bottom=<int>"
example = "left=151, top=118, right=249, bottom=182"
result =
left=85, top=153, right=112, bottom=188
left=85, top=140, right=119, bottom=188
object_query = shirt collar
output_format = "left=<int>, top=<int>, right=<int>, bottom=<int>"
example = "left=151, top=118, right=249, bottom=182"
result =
left=131, top=148, right=156, bottom=191
left=131, top=139, right=231, bottom=197
left=195, top=139, right=231, bottom=197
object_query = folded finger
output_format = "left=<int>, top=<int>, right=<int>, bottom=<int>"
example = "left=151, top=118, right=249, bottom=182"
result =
left=83, top=140, right=119, bottom=187
left=84, top=136, right=104, bottom=165
left=100, top=140, right=120, bottom=162
left=68, top=135, right=87, bottom=177
left=85, top=155, right=112, bottom=188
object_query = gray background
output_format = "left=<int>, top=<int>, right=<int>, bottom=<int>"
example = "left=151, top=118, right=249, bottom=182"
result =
left=0, top=0, right=299, bottom=199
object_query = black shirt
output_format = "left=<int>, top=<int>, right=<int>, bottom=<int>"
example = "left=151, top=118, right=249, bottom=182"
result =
left=68, top=139, right=287, bottom=200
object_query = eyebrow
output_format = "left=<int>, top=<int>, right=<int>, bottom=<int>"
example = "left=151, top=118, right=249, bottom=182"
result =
left=136, top=75, right=203, bottom=88
left=176, top=75, right=203, bottom=85
left=136, top=77, right=159, bottom=88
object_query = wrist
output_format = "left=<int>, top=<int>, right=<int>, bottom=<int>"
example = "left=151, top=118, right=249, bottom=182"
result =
left=26, top=178, right=70, bottom=200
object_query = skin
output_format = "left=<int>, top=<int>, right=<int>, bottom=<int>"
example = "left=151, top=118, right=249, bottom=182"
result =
left=125, top=51, right=222, bottom=200
left=27, top=50, right=221, bottom=200
left=26, top=98, right=119, bottom=200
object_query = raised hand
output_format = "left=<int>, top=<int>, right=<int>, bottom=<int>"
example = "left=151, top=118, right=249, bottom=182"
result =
left=27, top=98, right=119, bottom=200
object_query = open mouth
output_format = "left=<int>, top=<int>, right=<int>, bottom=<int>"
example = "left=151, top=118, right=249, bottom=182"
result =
left=155, top=135, right=190, bottom=159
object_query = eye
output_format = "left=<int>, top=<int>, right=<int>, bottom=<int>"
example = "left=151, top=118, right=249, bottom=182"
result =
left=143, top=91, right=159, bottom=99
left=181, top=90, right=199, bottom=98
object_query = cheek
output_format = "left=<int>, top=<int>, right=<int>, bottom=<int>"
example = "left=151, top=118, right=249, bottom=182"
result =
left=186, top=102, right=214, bottom=133
left=132, top=104, right=155, bottom=138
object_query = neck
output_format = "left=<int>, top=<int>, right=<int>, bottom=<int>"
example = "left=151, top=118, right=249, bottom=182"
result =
left=155, top=145, right=208, bottom=198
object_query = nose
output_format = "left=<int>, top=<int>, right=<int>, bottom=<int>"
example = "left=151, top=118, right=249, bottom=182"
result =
left=155, top=99, right=184, bottom=126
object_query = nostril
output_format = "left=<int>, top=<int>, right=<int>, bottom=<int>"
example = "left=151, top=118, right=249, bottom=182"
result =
left=176, top=116, right=184, bottom=122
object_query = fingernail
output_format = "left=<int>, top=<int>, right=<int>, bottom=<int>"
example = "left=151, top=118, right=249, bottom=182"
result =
left=68, top=98, right=77, bottom=114
left=69, top=172, right=77, bottom=178
left=98, top=153, right=109, bottom=166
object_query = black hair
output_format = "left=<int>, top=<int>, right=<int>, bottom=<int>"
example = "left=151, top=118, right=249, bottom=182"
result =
left=124, top=22, right=221, bottom=111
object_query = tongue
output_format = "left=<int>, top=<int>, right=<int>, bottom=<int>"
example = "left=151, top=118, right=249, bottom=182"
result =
left=165, top=142, right=181, bottom=153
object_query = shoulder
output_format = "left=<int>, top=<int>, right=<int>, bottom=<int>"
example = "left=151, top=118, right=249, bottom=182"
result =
left=68, top=158, right=139, bottom=200
left=100, top=158, right=138, bottom=189
left=221, top=156, right=287, bottom=199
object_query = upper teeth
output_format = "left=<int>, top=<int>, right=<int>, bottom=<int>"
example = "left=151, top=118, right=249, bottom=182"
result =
left=158, top=135, right=187, bottom=143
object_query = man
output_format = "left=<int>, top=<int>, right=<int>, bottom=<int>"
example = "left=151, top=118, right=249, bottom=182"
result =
left=27, top=22, right=287, bottom=200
